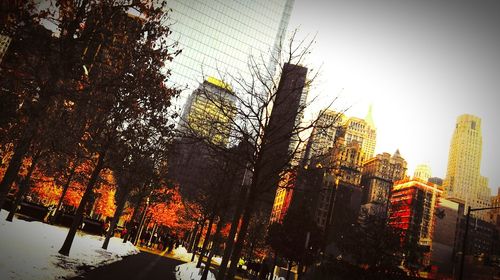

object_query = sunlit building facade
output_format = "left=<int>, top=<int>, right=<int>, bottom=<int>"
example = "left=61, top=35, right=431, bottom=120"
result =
left=443, top=114, right=491, bottom=220
left=302, top=107, right=376, bottom=167
left=413, top=164, right=432, bottom=182
left=389, top=179, right=443, bottom=267
left=316, top=133, right=365, bottom=233
left=164, top=0, right=295, bottom=108
left=270, top=171, right=296, bottom=223
left=361, top=150, right=407, bottom=211
left=344, top=114, right=376, bottom=160
left=180, top=77, right=236, bottom=146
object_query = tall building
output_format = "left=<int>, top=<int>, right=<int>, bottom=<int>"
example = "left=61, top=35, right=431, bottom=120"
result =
left=302, top=107, right=376, bottom=166
left=164, top=0, right=295, bottom=105
left=315, top=130, right=366, bottom=234
left=413, top=164, right=432, bottom=182
left=301, top=110, right=346, bottom=166
left=361, top=150, right=407, bottom=210
left=443, top=114, right=491, bottom=220
left=389, top=179, right=443, bottom=267
left=259, top=62, right=308, bottom=216
left=344, top=114, right=376, bottom=160
left=430, top=198, right=460, bottom=279
left=363, top=104, right=377, bottom=159
left=180, top=77, right=236, bottom=146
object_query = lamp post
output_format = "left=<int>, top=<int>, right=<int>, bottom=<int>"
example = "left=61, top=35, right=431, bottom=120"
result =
left=457, top=205, right=500, bottom=280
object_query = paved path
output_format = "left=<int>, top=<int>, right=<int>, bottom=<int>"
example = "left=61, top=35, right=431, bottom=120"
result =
left=71, top=251, right=185, bottom=280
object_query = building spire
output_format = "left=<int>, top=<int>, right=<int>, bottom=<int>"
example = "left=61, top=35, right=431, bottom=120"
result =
left=365, top=103, right=375, bottom=128
left=393, top=149, right=401, bottom=158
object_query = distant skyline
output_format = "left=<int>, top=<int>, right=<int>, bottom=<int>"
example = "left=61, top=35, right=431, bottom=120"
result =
left=289, top=0, right=500, bottom=191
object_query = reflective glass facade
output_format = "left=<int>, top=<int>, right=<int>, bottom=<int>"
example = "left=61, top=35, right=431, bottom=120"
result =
left=164, top=0, right=295, bottom=108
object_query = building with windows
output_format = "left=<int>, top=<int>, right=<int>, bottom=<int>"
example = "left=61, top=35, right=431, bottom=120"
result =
left=314, top=130, right=365, bottom=237
left=361, top=151, right=407, bottom=212
left=443, top=114, right=492, bottom=220
left=164, top=0, right=295, bottom=108
left=301, top=110, right=346, bottom=166
left=270, top=171, right=296, bottom=223
left=389, top=179, right=443, bottom=267
left=180, top=77, right=236, bottom=146
left=302, top=107, right=376, bottom=167
left=343, top=114, right=376, bottom=161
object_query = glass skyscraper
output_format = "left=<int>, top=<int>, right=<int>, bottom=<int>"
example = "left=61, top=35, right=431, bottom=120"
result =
left=164, top=0, right=295, bottom=109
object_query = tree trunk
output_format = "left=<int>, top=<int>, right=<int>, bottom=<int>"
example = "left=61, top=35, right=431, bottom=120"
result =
left=58, top=150, right=106, bottom=256
left=285, top=261, right=292, bottom=280
left=187, top=222, right=200, bottom=252
left=217, top=185, right=247, bottom=280
left=197, top=212, right=216, bottom=268
left=53, top=163, right=77, bottom=222
left=147, top=223, right=157, bottom=247
left=134, top=198, right=150, bottom=246
left=191, top=218, right=206, bottom=262
left=0, top=133, right=32, bottom=212
left=123, top=192, right=144, bottom=243
left=5, top=152, right=40, bottom=222
left=269, top=251, right=278, bottom=280
left=225, top=190, right=256, bottom=280
left=102, top=187, right=128, bottom=250
left=297, top=262, right=304, bottom=280
left=202, top=214, right=226, bottom=280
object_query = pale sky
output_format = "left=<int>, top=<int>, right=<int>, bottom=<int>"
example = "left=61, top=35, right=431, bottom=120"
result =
left=289, top=0, right=500, bottom=192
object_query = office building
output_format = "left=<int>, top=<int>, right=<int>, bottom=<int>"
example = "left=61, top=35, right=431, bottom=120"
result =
left=301, top=110, right=346, bottom=166
left=259, top=62, right=308, bottom=216
left=389, top=179, right=443, bottom=267
left=164, top=0, right=295, bottom=107
left=180, top=77, right=236, bottom=146
left=361, top=151, right=407, bottom=212
left=443, top=114, right=492, bottom=220
left=430, top=198, right=460, bottom=279
left=302, top=107, right=376, bottom=167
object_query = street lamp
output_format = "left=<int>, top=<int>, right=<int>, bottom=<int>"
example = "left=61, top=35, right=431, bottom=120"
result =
left=458, top=205, right=500, bottom=280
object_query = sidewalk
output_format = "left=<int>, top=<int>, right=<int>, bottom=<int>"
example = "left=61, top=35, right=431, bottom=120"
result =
left=136, top=245, right=250, bottom=280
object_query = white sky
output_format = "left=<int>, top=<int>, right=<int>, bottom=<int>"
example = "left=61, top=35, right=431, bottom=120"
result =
left=289, top=0, right=500, bottom=192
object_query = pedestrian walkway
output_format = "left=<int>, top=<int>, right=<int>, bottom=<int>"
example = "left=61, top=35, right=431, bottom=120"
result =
left=70, top=251, right=184, bottom=280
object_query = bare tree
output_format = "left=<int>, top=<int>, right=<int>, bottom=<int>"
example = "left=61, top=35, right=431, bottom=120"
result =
left=178, top=30, right=341, bottom=280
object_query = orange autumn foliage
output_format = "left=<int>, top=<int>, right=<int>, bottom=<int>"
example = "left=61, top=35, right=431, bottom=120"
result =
left=93, top=169, right=116, bottom=218
left=93, top=184, right=116, bottom=218
left=30, top=174, right=61, bottom=205
left=147, top=186, right=195, bottom=235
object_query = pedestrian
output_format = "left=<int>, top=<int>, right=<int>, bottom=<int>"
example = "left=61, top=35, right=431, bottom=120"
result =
left=121, top=227, right=128, bottom=239
left=44, top=204, right=56, bottom=223
left=102, top=220, right=110, bottom=236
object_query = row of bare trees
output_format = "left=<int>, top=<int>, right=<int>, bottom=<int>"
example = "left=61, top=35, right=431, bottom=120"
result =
left=169, top=26, right=345, bottom=279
